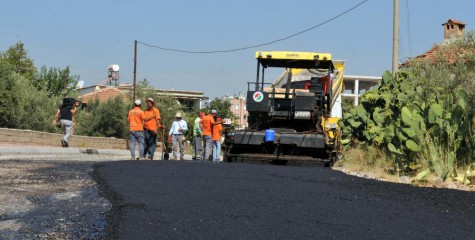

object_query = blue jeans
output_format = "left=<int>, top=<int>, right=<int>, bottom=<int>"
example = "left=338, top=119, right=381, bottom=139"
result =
left=213, top=140, right=221, bottom=161
left=144, top=129, right=157, bottom=159
left=130, top=131, right=145, bottom=159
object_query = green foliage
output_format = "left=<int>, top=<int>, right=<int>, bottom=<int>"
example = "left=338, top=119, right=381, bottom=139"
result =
left=0, top=41, right=80, bottom=134
left=342, top=48, right=475, bottom=180
left=131, top=78, right=157, bottom=102
left=201, top=97, right=234, bottom=119
left=343, top=68, right=469, bottom=178
left=75, top=97, right=129, bottom=138
left=33, top=65, right=79, bottom=97
left=0, top=42, right=36, bottom=80
left=0, top=58, right=59, bottom=132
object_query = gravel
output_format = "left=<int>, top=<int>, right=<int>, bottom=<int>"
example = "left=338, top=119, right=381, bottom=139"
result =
left=0, top=159, right=112, bottom=239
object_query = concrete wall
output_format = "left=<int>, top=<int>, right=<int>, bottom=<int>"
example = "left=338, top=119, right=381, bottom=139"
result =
left=0, top=128, right=127, bottom=149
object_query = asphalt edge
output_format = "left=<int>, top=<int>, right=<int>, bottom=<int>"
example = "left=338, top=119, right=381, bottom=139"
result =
left=90, top=162, right=126, bottom=240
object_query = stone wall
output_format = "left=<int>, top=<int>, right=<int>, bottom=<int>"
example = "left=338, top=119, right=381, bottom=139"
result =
left=0, top=128, right=128, bottom=149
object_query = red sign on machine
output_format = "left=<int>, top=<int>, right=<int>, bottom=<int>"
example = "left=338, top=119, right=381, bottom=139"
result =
left=253, top=91, right=264, bottom=102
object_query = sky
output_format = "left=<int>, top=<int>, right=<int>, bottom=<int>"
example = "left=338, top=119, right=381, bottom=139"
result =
left=1, top=0, right=474, bottom=99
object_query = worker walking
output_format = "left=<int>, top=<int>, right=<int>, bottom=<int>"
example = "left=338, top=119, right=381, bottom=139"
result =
left=168, top=112, right=188, bottom=160
left=128, top=99, right=146, bottom=160
left=212, top=117, right=223, bottom=161
left=192, top=112, right=204, bottom=160
left=143, top=98, right=162, bottom=160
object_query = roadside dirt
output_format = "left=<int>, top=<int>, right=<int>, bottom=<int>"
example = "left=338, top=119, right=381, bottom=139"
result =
left=0, top=160, right=110, bottom=239
left=333, top=165, right=475, bottom=192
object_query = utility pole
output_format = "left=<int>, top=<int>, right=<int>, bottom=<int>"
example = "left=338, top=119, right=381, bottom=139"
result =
left=392, top=0, right=399, bottom=74
left=133, top=40, right=138, bottom=101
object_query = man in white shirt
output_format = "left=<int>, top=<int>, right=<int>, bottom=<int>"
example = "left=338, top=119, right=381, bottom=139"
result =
left=168, top=112, right=188, bottom=160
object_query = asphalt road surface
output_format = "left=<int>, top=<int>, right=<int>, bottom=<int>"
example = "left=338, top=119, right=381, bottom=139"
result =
left=93, top=160, right=475, bottom=240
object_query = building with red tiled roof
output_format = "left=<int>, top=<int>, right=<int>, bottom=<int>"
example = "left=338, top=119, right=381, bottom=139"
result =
left=401, top=19, right=468, bottom=67
left=79, top=86, right=128, bottom=103
left=78, top=83, right=208, bottom=110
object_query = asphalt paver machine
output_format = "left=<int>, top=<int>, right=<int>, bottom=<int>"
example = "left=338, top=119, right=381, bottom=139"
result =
left=224, top=51, right=345, bottom=165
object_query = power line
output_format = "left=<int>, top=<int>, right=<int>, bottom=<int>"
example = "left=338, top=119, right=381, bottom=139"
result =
left=405, top=0, right=413, bottom=56
left=138, top=0, right=368, bottom=54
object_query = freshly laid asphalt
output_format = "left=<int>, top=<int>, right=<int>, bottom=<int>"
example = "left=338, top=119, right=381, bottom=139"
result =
left=93, top=160, right=475, bottom=240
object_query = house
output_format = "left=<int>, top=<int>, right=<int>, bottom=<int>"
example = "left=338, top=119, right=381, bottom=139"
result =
left=78, top=83, right=208, bottom=110
left=402, top=19, right=468, bottom=66
left=228, top=95, right=248, bottom=129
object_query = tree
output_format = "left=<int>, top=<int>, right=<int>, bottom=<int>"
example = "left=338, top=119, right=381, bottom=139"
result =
left=0, top=58, right=59, bottom=132
left=201, top=97, right=234, bottom=119
left=33, top=65, right=79, bottom=97
left=0, top=42, right=36, bottom=80
left=74, top=97, right=129, bottom=138
left=129, top=78, right=156, bottom=103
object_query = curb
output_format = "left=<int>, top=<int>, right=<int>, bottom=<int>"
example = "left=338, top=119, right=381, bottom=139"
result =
left=0, top=146, right=130, bottom=157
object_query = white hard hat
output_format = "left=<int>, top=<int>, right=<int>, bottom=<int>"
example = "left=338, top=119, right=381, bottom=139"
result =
left=134, top=99, right=141, bottom=105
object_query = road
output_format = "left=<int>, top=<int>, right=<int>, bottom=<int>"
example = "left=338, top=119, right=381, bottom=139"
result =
left=94, top=160, right=475, bottom=240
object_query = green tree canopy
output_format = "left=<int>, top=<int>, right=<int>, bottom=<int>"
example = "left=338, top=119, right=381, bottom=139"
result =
left=0, top=42, right=36, bottom=80
left=0, top=58, right=59, bottom=132
left=201, top=97, right=233, bottom=119
left=74, top=97, right=129, bottom=138
left=33, top=65, right=79, bottom=97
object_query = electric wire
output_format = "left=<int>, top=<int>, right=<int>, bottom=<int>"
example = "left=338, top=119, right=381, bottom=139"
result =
left=137, top=0, right=368, bottom=54
left=400, top=31, right=407, bottom=63
left=406, top=0, right=413, bottom=56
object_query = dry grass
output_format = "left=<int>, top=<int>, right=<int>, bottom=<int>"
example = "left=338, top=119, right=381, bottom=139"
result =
left=334, top=147, right=475, bottom=191
left=335, top=147, right=399, bottom=182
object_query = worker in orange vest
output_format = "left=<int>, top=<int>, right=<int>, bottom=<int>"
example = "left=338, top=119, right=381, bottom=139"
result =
left=200, top=109, right=223, bottom=161
left=127, top=99, right=146, bottom=160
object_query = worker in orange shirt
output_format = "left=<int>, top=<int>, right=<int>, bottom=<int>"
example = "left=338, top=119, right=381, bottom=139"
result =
left=212, top=117, right=223, bottom=161
left=143, top=98, right=162, bottom=160
left=127, top=99, right=146, bottom=160
left=200, top=109, right=222, bottom=161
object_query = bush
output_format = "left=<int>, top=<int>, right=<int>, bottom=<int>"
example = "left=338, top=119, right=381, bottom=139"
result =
left=0, top=59, right=60, bottom=132
left=342, top=33, right=475, bottom=182
left=75, top=97, right=129, bottom=138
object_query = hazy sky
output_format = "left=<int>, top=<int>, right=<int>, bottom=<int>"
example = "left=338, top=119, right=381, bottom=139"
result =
left=1, top=0, right=474, bottom=98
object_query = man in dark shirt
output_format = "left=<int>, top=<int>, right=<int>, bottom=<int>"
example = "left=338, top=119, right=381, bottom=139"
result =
left=53, top=98, right=77, bottom=147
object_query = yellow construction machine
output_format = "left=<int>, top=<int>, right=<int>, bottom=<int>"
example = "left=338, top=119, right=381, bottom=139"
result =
left=224, top=51, right=344, bottom=165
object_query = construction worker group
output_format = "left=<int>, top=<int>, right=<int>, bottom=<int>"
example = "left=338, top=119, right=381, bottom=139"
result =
left=127, top=98, right=223, bottom=161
